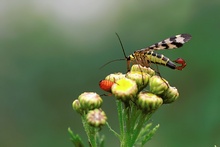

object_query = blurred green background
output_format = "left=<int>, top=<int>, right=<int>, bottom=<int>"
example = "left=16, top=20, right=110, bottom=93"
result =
left=1, top=0, right=220, bottom=147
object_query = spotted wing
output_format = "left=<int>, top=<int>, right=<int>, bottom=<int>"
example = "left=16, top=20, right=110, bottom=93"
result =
left=136, top=34, right=192, bottom=53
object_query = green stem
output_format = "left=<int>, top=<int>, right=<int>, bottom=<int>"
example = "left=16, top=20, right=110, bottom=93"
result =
left=116, top=100, right=124, bottom=142
left=130, top=113, right=148, bottom=145
left=106, top=122, right=120, bottom=139
left=130, top=103, right=141, bottom=131
left=90, top=128, right=97, bottom=147
left=125, top=105, right=131, bottom=147
left=129, top=104, right=142, bottom=146
left=81, top=115, right=97, bottom=147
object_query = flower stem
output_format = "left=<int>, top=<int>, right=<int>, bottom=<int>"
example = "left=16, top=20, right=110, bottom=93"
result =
left=130, top=112, right=152, bottom=145
left=81, top=115, right=97, bottom=147
left=116, top=100, right=124, bottom=142
left=125, top=106, right=132, bottom=146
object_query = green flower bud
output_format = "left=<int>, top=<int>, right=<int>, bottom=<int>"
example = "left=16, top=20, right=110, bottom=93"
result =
left=111, top=78, right=138, bottom=102
left=130, top=64, right=155, bottom=77
left=105, top=72, right=125, bottom=82
left=137, top=92, right=163, bottom=112
left=161, top=86, right=179, bottom=104
left=86, top=109, right=107, bottom=127
left=149, top=75, right=169, bottom=95
left=72, top=99, right=83, bottom=114
left=78, top=92, right=103, bottom=110
left=126, top=71, right=149, bottom=91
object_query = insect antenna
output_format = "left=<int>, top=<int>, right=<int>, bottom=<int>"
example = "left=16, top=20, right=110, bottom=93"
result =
left=115, top=33, right=127, bottom=59
left=99, top=33, right=128, bottom=70
left=115, top=33, right=132, bottom=71
left=99, top=58, right=125, bottom=69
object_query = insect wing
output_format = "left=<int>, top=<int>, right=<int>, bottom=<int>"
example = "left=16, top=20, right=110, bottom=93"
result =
left=138, top=34, right=192, bottom=52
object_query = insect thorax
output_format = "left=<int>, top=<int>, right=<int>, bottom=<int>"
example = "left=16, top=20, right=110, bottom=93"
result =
left=130, top=51, right=171, bottom=68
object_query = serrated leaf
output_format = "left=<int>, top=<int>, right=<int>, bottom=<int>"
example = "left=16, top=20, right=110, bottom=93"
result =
left=142, top=124, right=160, bottom=145
left=68, top=127, right=85, bottom=147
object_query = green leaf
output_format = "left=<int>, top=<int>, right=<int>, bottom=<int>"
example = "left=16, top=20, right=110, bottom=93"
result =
left=97, top=134, right=105, bottom=147
left=68, top=127, right=85, bottom=147
left=142, top=124, right=160, bottom=145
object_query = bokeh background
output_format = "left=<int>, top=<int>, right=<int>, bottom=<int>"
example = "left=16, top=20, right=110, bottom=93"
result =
left=1, top=0, right=220, bottom=147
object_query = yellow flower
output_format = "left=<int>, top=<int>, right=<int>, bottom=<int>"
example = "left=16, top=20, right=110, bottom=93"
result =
left=111, top=78, right=138, bottom=102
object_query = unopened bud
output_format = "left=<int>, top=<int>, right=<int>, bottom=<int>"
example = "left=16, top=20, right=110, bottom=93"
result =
left=126, top=71, right=149, bottom=91
left=105, top=73, right=125, bottom=82
left=162, top=86, right=179, bottom=104
left=78, top=92, right=103, bottom=110
left=72, top=99, right=83, bottom=114
left=130, top=64, right=155, bottom=77
left=86, top=109, right=107, bottom=127
left=149, top=76, right=169, bottom=95
left=137, top=92, right=163, bottom=112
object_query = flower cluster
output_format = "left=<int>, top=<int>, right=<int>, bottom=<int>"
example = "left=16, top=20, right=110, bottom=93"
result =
left=101, top=64, right=179, bottom=112
left=72, top=92, right=107, bottom=127
left=70, top=64, right=180, bottom=147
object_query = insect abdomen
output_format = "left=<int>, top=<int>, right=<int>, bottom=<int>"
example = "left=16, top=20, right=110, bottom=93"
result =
left=145, top=51, right=176, bottom=69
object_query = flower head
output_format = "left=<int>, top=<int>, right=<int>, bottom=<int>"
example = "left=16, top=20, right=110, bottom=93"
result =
left=161, top=86, right=179, bottom=104
left=111, top=78, right=138, bottom=102
left=72, top=99, right=83, bottom=114
left=130, top=64, right=155, bottom=77
left=126, top=71, right=150, bottom=91
left=105, top=72, right=125, bottom=82
left=86, top=109, right=107, bottom=127
left=137, top=92, right=163, bottom=112
left=149, top=75, right=169, bottom=95
left=78, top=92, right=103, bottom=110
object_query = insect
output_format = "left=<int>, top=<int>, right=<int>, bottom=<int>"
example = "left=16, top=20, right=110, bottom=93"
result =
left=99, top=79, right=114, bottom=93
left=100, top=33, right=191, bottom=89
left=115, top=33, right=192, bottom=72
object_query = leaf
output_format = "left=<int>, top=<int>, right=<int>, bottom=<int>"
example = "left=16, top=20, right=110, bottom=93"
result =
left=142, top=124, right=160, bottom=145
left=68, top=127, right=85, bottom=147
